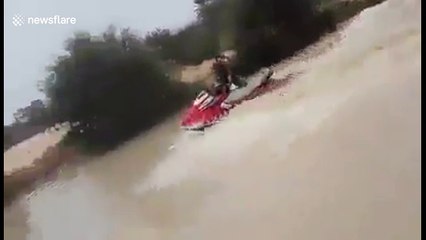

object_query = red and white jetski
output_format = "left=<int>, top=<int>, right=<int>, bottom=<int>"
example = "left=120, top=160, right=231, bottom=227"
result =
left=180, top=68, right=274, bottom=131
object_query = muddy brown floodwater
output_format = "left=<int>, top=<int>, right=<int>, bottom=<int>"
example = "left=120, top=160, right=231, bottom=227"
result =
left=4, top=0, right=420, bottom=239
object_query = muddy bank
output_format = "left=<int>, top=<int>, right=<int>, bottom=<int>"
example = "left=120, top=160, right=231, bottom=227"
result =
left=4, top=126, right=75, bottom=207
left=4, top=145, right=79, bottom=207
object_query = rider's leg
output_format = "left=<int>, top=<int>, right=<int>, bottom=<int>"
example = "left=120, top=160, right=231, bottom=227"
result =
left=231, top=75, right=247, bottom=88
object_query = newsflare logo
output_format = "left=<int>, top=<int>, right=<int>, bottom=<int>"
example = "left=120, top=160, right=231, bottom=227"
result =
left=12, top=14, right=25, bottom=26
left=12, top=14, right=77, bottom=27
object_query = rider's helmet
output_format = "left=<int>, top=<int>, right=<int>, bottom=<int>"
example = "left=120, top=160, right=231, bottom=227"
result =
left=214, top=54, right=231, bottom=64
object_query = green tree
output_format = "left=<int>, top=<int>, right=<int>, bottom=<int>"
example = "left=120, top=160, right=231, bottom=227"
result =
left=145, top=23, right=220, bottom=65
left=42, top=29, right=200, bottom=152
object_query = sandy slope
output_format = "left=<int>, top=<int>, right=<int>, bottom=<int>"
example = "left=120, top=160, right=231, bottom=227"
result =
left=4, top=126, right=69, bottom=176
left=4, top=0, right=421, bottom=239
left=179, top=50, right=237, bottom=85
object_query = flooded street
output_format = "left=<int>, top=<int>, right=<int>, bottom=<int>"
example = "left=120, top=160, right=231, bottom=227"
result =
left=4, top=0, right=420, bottom=239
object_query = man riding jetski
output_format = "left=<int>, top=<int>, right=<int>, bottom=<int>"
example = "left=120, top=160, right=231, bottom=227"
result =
left=180, top=53, right=274, bottom=131
left=207, top=54, right=245, bottom=109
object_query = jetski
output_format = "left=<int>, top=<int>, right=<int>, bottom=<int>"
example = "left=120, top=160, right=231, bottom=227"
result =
left=180, top=68, right=274, bottom=131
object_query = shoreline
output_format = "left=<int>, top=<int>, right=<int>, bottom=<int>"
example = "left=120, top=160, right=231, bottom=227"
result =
left=4, top=144, right=79, bottom=207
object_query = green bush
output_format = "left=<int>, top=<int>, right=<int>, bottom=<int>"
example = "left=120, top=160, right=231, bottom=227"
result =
left=227, top=0, right=336, bottom=75
left=146, top=0, right=384, bottom=75
left=145, top=23, right=220, bottom=65
left=42, top=32, right=201, bottom=153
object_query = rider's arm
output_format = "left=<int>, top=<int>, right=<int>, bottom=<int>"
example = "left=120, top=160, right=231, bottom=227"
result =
left=225, top=65, right=234, bottom=83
